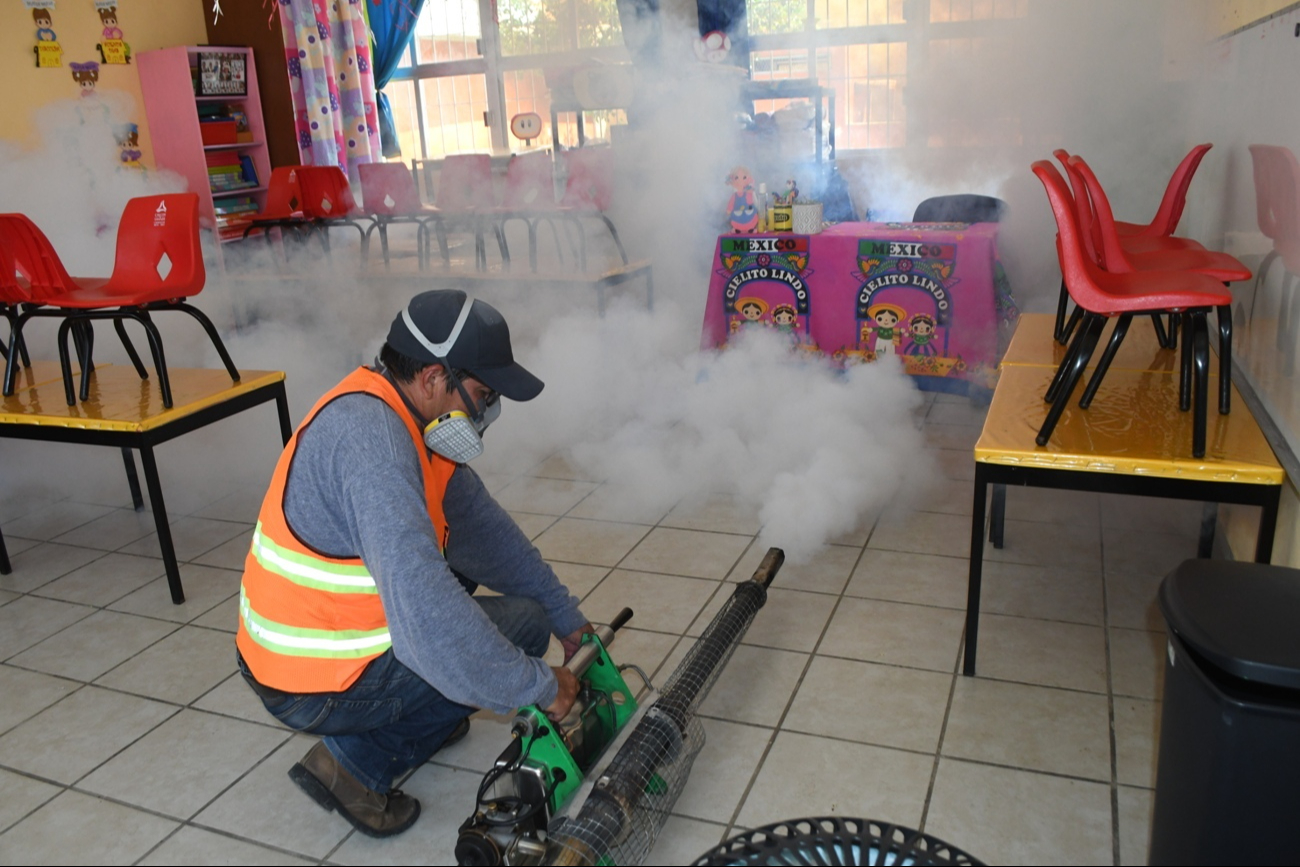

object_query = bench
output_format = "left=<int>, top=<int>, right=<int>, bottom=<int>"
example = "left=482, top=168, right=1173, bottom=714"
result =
left=964, top=313, right=1284, bottom=675
left=426, top=258, right=654, bottom=314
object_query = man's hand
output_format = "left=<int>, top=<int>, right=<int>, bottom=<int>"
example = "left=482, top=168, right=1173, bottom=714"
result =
left=560, top=623, right=597, bottom=663
left=544, top=666, right=579, bottom=721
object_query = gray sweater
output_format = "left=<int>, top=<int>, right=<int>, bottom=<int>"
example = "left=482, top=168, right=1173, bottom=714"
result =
left=282, top=391, right=586, bottom=714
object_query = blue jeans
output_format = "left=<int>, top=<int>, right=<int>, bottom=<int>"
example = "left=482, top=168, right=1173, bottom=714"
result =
left=238, top=595, right=551, bottom=793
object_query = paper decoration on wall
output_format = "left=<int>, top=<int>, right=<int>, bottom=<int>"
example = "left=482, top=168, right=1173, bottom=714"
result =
left=29, top=2, right=62, bottom=68
left=70, top=61, right=99, bottom=97
left=95, top=3, right=131, bottom=65
left=115, top=122, right=142, bottom=169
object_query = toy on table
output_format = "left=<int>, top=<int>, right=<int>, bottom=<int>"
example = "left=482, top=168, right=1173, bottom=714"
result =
left=726, top=165, right=760, bottom=233
left=775, top=179, right=799, bottom=206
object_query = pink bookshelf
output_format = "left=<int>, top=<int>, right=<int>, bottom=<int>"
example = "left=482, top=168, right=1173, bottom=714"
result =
left=138, top=46, right=272, bottom=269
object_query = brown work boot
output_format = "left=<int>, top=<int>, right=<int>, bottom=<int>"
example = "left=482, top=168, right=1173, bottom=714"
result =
left=288, top=741, right=420, bottom=837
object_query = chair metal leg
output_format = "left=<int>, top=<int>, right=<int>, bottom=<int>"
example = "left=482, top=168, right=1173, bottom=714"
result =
left=1053, top=278, right=1071, bottom=343
left=1150, top=313, right=1169, bottom=349
left=1079, top=313, right=1132, bottom=409
left=1179, top=311, right=1193, bottom=411
left=598, top=213, right=629, bottom=265
left=1168, top=312, right=1180, bottom=351
left=172, top=303, right=240, bottom=383
left=1058, top=304, right=1084, bottom=347
left=1045, top=309, right=1100, bottom=403
left=113, top=317, right=149, bottom=380
left=56, top=317, right=77, bottom=406
left=1038, top=313, right=1104, bottom=446
left=1192, top=311, right=1209, bottom=458
left=1217, top=303, right=1232, bottom=414
left=130, top=311, right=173, bottom=409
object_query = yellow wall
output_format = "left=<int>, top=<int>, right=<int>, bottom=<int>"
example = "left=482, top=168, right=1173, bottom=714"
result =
left=0, top=0, right=208, bottom=166
left=1212, top=0, right=1299, bottom=34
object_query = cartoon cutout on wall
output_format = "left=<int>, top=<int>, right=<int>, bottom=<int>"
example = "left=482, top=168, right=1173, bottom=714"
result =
left=726, top=166, right=760, bottom=233
left=70, top=61, right=99, bottom=97
left=115, top=123, right=142, bottom=168
left=33, top=6, right=62, bottom=68
left=862, top=303, right=906, bottom=360
left=95, top=5, right=131, bottom=65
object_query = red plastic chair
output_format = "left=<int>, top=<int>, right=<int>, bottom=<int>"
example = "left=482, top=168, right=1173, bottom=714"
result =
left=295, top=166, right=374, bottom=257
left=358, top=162, right=440, bottom=271
left=1115, top=144, right=1213, bottom=238
left=558, top=147, right=628, bottom=268
left=1031, top=161, right=1233, bottom=458
left=241, top=166, right=312, bottom=247
left=3, top=195, right=239, bottom=409
left=1067, top=154, right=1249, bottom=414
left=424, top=154, right=508, bottom=271
left=1051, top=148, right=1208, bottom=341
left=488, top=151, right=580, bottom=272
left=0, top=212, right=125, bottom=396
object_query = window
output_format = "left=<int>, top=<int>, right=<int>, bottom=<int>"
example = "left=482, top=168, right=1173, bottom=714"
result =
left=388, top=0, right=627, bottom=160
left=386, top=0, right=1031, bottom=159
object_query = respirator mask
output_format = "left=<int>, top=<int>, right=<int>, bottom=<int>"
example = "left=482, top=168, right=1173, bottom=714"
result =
left=400, top=299, right=502, bottom=464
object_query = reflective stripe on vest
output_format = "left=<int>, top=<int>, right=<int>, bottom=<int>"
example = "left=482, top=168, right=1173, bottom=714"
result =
left=249, top=522, right=378, bottom=594
left=239, top=587, right=392, bottom=659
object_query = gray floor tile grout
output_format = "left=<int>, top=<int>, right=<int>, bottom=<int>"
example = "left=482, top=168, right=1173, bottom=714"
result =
left=918, top=630, right=964, bottom=835
left=719, top=533, right=878, bottom=841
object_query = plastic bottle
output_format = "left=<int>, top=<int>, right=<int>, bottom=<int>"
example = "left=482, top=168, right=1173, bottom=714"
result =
left=756, top=182, right=768, bottom=233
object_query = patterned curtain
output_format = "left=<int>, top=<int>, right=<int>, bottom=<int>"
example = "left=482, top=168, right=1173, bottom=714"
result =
left=279, top=0, right=381, bottom=175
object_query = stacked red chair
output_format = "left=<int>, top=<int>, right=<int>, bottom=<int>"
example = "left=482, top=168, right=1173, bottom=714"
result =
left=557, top=147, right=628, bottom=269
left=1052, top=145, right=1212, bottom=341
left=420, top=154, right=508, bottom=271
left=241, top=166, right=312, bottom=248
left=1, top=194, right=239, bottom=409
left=1032, top=160, right=1234, bottom=458
left=294, top=166, right=374, bottom=257
left=358, top=162, right=440, bottom=271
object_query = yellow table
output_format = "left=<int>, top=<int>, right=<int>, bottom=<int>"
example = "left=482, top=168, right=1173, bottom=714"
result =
left=1001, top=312, right=1177, bottom=373
left=963, top=342, right=1284, bottom=677
left=0, top=364, right=290, bottom=602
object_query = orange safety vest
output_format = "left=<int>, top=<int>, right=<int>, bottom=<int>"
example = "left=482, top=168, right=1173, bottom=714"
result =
left=236, top=367, right=457, bottom=694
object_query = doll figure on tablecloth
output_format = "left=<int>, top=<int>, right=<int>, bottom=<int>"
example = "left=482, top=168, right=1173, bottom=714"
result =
left=730, top=297, right=769, bottom=333
left=725, top=166, right=760, bottom=233
left=772, top=304, right=800, bottom=344
left=904, top=313, right=939, bottom=356
left=862, top=303, right=906, bottom=360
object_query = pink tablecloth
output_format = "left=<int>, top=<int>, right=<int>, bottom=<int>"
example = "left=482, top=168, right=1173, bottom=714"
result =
left=701, top=221, right=1018, bottom=395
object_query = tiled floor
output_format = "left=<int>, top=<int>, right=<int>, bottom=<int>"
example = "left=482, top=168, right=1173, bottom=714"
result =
left=0, top=390, right=1201, bottom=866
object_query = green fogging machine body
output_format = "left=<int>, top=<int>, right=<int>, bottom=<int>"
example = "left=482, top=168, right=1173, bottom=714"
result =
left=456, top=548, right=786, bottom=866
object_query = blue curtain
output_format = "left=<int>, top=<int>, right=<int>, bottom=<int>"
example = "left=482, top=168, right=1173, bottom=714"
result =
left=369, top=0, right=426, bottom=158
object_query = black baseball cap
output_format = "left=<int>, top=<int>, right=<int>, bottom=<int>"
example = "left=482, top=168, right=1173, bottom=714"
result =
left=386, top=290, right=544, bottom=401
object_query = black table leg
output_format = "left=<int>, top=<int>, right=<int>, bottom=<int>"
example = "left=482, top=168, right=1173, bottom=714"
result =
left=121, top=448, right=144, bottom=510
left=988, top=483, right=1006, bottom=548
left=965, top=465, right=989, bottom=676
left=138, top=445, right=184, bottom=604
left=1198, top=501, right=1217, bottom=559
left=275, top=382, right=292, bottom=445
left=0, top=525, right=11, bottom=575
left=1256, top=486, right=1281, bottom=563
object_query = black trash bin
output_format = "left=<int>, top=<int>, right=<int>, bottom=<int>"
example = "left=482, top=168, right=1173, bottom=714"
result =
left=1150, top=558, right=1300, bottom=865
